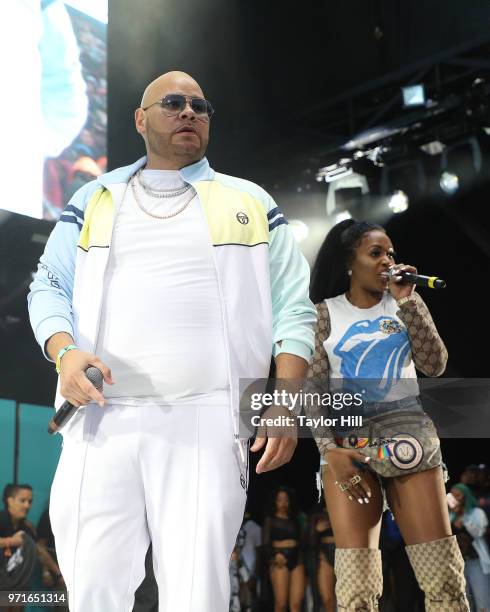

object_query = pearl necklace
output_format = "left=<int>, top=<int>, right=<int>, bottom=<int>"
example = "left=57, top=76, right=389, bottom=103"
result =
left=130, top=172, right=194, bottom=220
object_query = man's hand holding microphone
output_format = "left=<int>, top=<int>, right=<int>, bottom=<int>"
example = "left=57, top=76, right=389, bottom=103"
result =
left=46, top=332, right=114, bottom=434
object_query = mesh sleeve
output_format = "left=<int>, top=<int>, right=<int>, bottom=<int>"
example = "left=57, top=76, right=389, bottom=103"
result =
left=397, top=292, right=448, bottom=377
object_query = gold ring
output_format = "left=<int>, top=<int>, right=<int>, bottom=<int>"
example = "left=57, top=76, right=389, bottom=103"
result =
left=339, top=481, right=351, bottom=492
left=350, top=474, right=361, bottom=486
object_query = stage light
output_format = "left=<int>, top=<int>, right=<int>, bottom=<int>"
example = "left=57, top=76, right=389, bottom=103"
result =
left=388, top=191, right=409, bottom=213
left=440, top=136, right=482, bottom=191
left=380, top=158, right=427, bottom=199
left=289, top=219, right=309, bottom=243
left=440, top=171, right=459, bottom=195
left=402, top=84, right=426, bottom=108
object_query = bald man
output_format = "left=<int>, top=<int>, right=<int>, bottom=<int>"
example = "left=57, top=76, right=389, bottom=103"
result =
left=28, top=71, right=316, bottom=612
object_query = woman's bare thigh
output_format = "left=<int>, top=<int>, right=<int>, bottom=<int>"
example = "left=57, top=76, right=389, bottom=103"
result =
left=322, top=465, right=384, bottom=548
left=385, top=466, right=451, bottom=545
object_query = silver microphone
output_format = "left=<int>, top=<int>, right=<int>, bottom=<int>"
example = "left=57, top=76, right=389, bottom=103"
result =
left=48, top=367, right=103, bottom=434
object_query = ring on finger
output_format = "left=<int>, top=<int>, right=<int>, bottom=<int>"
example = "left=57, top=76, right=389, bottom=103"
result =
left=339, top=481, right=351, bottom=492
left=350, top=474, right=362, bottom=486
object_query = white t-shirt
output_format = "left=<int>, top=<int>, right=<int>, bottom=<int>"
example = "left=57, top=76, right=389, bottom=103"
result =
left=95, top=169, right=229, bottom=404
left=323, top=292, right=419, bottom=402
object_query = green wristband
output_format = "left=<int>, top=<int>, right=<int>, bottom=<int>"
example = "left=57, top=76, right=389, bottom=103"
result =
left=55, top=344, right=78, bottom=374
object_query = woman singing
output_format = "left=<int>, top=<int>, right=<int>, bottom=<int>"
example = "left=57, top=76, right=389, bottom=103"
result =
left=306, top=219, right=470, bottom=610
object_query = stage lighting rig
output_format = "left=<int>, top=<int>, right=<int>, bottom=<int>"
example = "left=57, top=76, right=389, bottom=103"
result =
left=402, top=84, right=426, bottom=108
left=317, top=159, right=353, bottom=183
left=316, top=145, right=389, bottom=184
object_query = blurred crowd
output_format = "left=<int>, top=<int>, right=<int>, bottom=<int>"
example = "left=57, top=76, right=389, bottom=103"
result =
left=228, top=463, right=490, bottom=612
left=1, top=462, right=488, bottom=612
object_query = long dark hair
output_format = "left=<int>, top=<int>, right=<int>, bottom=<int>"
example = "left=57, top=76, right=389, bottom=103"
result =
left=265, top=485, right=300, bottom=520
left=310, top=219, right=385, bottom=303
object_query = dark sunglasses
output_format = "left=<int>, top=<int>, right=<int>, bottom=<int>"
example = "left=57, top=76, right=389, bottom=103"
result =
left=142, top=94, right=214, bottom=118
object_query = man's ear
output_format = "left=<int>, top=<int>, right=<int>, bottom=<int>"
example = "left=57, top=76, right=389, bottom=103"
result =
left=135, top=108, right=146, bottom=136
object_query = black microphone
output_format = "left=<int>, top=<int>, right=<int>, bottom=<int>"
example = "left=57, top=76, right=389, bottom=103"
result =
left=385, top=268, right=447, bottom=289
left=48, top=367, right=103, bottom=435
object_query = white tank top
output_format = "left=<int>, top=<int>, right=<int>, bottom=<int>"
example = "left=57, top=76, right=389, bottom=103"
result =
left=323, top=292, right=419, bottom=402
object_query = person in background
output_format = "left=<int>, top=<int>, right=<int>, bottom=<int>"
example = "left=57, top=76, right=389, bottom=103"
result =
left=308, top=499, right=336, bottom=612
left=239, top=509, right=261, bottom=611
left=229, top=528, right=246, bottom=612
left=0, top=485, right=63, bottom=612
left=476, top=467, right=490, bottom=524
left=461, top=465, right=490, bottom=522
left=461, top=466, right=486, bottom=497
left=450, top=483, right=490, bottom=611
left=262, top=487, right=305, bottom=612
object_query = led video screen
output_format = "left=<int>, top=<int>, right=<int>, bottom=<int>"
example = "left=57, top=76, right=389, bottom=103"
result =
left=0, top=0, right=107, bottom=220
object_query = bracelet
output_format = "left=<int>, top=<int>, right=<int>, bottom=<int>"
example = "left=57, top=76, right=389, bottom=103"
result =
left=55, top=344, right=78, bottom=374
left=396, top=295, right=416, bottom=307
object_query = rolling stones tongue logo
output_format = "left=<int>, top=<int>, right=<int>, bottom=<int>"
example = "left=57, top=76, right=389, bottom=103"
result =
left=333, top=316, right=410, bottom=401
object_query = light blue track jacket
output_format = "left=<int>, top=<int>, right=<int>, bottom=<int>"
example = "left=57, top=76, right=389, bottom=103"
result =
left=28, top=156, right=316, bottom=450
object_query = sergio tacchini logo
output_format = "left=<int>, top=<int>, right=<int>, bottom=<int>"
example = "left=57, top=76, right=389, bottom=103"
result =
left=236, top=212, right=249, bottom=225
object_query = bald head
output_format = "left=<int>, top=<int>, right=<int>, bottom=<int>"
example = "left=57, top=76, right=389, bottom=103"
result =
left=135, top=71, right=210, bottom=170
left=140, top=71, right=204, bottom=109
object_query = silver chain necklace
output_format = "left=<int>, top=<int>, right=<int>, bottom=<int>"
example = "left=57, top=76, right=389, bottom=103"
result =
left=130, top=173, right=194, bottom=220
left=136, top=168, right=191, bottom=198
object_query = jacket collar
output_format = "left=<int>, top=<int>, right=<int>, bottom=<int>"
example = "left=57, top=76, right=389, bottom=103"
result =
left=97, top=156, right=214, bottom=188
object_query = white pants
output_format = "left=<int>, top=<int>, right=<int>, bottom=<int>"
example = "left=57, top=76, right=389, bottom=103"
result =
left=49, top=397, right=248, bottom=612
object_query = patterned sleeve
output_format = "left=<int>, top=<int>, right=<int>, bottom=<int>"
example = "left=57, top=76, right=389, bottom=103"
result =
left=305, top=302, right=338, bottom=456
left=396, top=292, right=448, bottom=377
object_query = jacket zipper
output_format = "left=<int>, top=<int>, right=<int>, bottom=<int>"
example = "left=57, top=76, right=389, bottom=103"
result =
left=92, top=182, right=129, bottom=357
left=193, top=183, right=245, bottom=463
